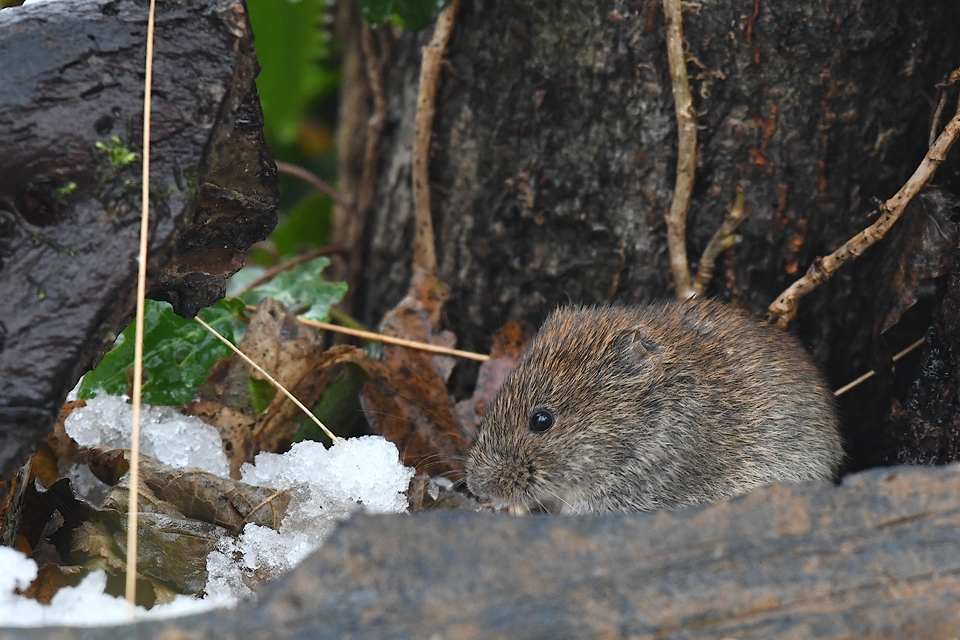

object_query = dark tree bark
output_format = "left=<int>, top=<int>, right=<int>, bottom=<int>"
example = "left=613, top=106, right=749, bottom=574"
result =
left=0, top=0, right=278, bottom=482
left=339, top=0, right=960, bottom=469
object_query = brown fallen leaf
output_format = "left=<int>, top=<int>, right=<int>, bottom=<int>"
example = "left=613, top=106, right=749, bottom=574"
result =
left=359, top=356, right=467, bottom=480
left=23, top=563, right=82, bottom=605
left=455, top=321, right=528, bottom=441
left=187, top=298, right=327, bottom=477
left=378, top=270, right=458, bottom=382
left=877, top=186, right=959, bottom=333
left=86, top=451, right=291, bottom=532
left=352, top=270, right=472, bottom=479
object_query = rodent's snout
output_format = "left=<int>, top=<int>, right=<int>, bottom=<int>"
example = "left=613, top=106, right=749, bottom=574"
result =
left=465, top=448, right=534, bottom=508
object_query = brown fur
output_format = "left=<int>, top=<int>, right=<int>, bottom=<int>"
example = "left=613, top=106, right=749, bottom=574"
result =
left=465, top=298, right=844, bottom=513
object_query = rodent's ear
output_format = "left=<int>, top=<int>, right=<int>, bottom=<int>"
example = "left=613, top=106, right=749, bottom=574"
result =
left=608, top=329, right=661, bottom=367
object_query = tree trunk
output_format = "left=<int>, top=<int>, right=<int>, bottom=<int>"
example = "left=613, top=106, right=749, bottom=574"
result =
left=338, top=0, right=960, bottom=470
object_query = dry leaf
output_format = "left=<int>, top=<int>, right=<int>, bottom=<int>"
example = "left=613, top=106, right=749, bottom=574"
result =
left=187, top=298, right=327, bottom=476
left=455, top=321, right=528, bottom=440
left=877, top=187, right=959, bottom=333
left=86, top=451, right=291, bottom=532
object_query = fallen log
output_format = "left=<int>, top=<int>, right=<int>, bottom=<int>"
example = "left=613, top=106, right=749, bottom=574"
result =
left=3, top=464, right=959, bottom=638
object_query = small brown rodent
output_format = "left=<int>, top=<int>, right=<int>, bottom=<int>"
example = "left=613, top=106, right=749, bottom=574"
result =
left=465, top=298, right=843, bottom=513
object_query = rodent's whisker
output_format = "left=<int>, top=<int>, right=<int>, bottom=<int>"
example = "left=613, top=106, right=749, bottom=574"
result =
left=542, top=487, right=574, bottom=513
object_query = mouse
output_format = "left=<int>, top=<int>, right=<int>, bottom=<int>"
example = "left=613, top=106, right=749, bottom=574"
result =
left=465, top=297, right=844, bottom=514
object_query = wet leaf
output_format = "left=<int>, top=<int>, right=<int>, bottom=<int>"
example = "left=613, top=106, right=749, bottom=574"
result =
left=378, top=270, right=457, bottom=382
left=79, top=298, right=246, bottom=405
left=73, top=452, right=292, bottom=598
left=87, top=451, right=291, bottom=532
left=359, top=356, right=466, bottom=480
left=362, top=270, right=469, bottom=478
left=23, top=563, right=82, bottom=605
left=238, top=256, right=347, bottom=322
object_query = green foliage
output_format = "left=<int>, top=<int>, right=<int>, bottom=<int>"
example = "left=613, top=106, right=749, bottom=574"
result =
left=267, top=193, right=332, bottom=258
left=294, top=362, right=369, bottom=444
left=357, top=0, right=448, bottom=30
left=248, top=377, right=278, bottom=414
left=95, top=136, right=137, bottom=167
left=246, top=0, right=340, bottom=149
left=238, top=256, right=347, bottom=322
left=56, top=182, right=77, bottom=197
left=79, top=299, right=246, bottom=405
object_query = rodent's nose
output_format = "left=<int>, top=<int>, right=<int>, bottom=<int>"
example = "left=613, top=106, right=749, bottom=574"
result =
left=467, top=452, right=532, bottom=503
left=497, top=455, right=531, bottom=491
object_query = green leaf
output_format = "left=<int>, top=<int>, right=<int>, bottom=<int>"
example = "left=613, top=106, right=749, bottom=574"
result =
left=248, top=377, right=278, bottom=414
left=293, top=362, right=369, bottom=444
left=79, top=299, right=246, bottom=405
left=357, top=0, right=391, bottom=24
left=238, top=257, right=347, bottom=322
left=268, top=192, right=332, bottom=257
left=357, top=0, right=448, bottom=30
left=246, top=0, right=336, bottom=148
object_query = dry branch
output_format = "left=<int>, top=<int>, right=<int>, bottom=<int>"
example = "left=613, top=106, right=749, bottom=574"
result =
left=663, top=0, right=698, bottom=300
left=768, top=105, right=960, bottom=327
left=693, top=189, right=747, bottom=295
left=411, top=0, right=460, bottom=277
left=298, top=316, right=489, bottom=362
left=275, top=161, right=354, bottom=215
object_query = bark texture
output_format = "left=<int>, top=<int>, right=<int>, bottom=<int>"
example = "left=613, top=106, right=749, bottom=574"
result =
left=5, top=464, right=960, bottom=638
left=340, top=0, right=960, bottom=468
left=889, top=247, right=960, bottom=464
left=0, top=0, right=278, bottom=481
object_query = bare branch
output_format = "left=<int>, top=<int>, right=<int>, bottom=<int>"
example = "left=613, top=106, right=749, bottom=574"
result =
left=663, top=0, right=698, bottom=300
left=412, top=0, right=460, bottom=277
left=693, top=189, right=747, bottom=295
left=768, top=106, right=960, bottom=327
left=275, top=161, right=354, bottom=215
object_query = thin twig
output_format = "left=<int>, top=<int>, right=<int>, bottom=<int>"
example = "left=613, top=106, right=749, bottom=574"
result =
left=126, top=0, right=157, bottom=616
left=833, top=337, right=925, bottom=397
left=289, top=312, right=489, bottom=362
left=239, top=303, right=490, bottom=360
left=275, top=161, right=355, bottom=215
left=693, top=189, right=747, bottom=295
left=930, top=67, right=960, bottom=149
left=930, top=90, right=948, bottom=150
left=194, top=316, right=341, bottom=443
left=236, top=246, right=347, bottom=295
left=411, top=0, right=460, bottom=277
left=768, top=106, right=960, bottom=327
left=239, top=489, right=289, bottom=527
left=663, top=0, right=697, bottom=300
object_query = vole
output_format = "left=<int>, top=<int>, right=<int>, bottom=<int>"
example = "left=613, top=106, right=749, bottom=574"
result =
left=465, top=298, right=843, bottom=514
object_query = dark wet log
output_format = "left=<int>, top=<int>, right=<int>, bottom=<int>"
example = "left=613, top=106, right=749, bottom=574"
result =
left=0, top=0, right=278, bottom=481
left=4, top=465, right=960, bottom=639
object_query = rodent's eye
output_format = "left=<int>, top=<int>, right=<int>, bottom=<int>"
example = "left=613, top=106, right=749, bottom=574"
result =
left=528, top=408, right=555, bottom=433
